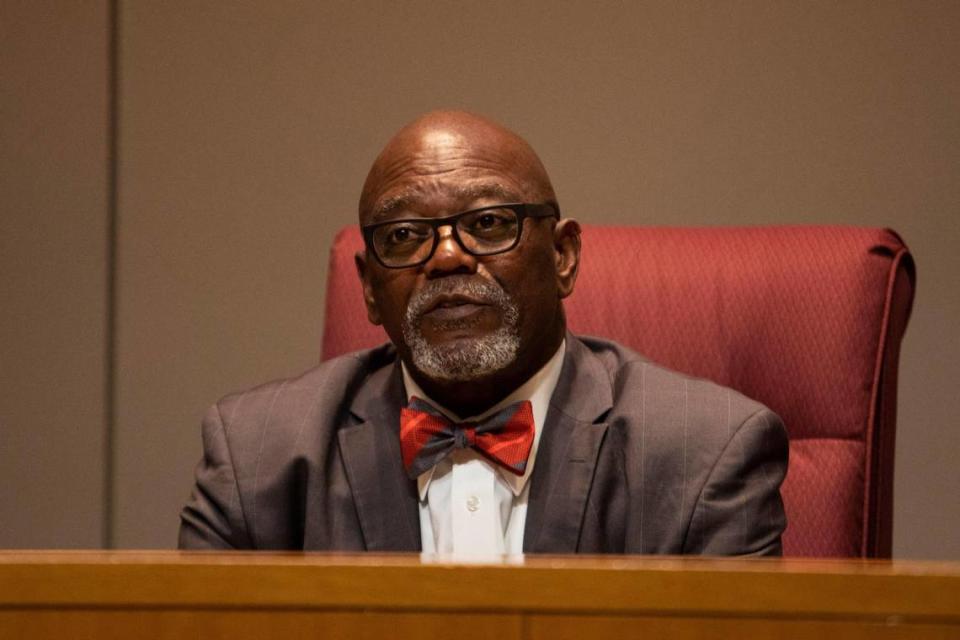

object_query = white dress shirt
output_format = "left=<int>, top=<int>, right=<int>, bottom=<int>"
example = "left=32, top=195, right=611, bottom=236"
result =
left=401, top=340, right=566, bottom=558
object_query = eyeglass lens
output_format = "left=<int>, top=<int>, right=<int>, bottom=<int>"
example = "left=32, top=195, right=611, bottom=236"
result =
left=372, top=207, right=520, bottom=266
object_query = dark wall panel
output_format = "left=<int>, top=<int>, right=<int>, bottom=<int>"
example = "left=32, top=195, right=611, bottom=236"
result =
left=0, top=2, right=110, bottom=548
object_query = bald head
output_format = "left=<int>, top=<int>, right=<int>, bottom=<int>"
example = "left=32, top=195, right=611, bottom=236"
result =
left=354, top=110, right=581, bottom=415
left=359, top=110, right=557, bottom=224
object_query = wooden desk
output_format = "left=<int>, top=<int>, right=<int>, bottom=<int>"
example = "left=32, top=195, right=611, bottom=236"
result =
left=1, top=552, right=958, bottom=639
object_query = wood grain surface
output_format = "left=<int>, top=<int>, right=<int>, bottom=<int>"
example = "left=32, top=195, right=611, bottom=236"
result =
left=1, top=552, right=958, bottom=639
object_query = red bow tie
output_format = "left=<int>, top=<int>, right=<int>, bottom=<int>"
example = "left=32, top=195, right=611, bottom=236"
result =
left=400, top=397, right=535, bottom=479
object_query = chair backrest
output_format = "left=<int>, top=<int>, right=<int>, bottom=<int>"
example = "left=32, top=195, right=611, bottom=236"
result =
left=323, top=225, right=915, bottom=558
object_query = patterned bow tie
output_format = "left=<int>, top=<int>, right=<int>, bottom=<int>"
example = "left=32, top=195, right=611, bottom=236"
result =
left=399, top=397, right=535, bottom=479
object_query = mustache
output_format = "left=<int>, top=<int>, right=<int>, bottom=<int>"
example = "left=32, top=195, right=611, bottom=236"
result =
left=405, top=275, right=511, bottom=322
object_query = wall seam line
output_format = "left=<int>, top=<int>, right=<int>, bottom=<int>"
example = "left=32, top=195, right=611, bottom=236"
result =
left=103, top=0, right=120, bottom=550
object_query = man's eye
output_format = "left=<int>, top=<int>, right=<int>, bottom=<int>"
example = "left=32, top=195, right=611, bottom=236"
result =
left=384, top=225, right=427, bottom=245
left=476, top=214, right=502, bottom=229
left=466, top=211, right=513, bottom=234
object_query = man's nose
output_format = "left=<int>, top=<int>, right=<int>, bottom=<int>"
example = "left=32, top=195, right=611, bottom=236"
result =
left=424, top=226, right=477, bottom=277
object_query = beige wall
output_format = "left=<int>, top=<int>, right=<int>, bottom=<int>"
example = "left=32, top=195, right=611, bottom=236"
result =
left=0, top=1, right=110, bottom=547
left=2, top=1, right=958, bottom=558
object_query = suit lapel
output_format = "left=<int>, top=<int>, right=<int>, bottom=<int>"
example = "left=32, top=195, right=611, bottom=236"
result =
left=524, top=335, right=612, bottom=553
left=334, top=334, right=613, bottom=553
left=338, top=362, right=421, bottom=551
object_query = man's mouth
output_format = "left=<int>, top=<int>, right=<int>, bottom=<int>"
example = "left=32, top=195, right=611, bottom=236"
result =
left=421, top=294, right=491, bottom=322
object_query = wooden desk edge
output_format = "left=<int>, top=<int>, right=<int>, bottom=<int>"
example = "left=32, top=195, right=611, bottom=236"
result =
left=1, top=552, right=958, bottom=623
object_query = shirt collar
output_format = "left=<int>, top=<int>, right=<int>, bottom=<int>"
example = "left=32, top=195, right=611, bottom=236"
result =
left=402, top=340, right=566, bottom=500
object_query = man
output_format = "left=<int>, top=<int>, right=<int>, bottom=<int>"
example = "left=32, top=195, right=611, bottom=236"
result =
left=179, top=110, right=788, bottom=555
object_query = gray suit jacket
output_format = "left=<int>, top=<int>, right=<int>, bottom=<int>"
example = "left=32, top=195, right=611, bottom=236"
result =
left=179, top=334, right=788, bottom=554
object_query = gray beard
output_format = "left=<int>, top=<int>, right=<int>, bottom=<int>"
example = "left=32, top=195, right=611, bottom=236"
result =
left=402, top=276, right=520, bottom=382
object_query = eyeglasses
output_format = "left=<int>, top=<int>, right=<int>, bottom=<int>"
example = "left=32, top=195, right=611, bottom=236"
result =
left=362, top=203, right=559, bottom=268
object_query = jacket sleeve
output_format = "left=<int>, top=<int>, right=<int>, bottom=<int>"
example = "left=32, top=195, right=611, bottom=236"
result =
left=684, top=407, right=789, bottom=556
left=178, top=402, right=254, bottom=549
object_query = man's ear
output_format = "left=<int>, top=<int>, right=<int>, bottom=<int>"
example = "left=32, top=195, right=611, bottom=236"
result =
left=553, top=218, right=581, bottom=299
left=354, top=251, right=382, bottom=325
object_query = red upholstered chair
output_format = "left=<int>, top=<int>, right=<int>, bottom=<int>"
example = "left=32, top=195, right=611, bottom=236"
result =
left=322, top=226, right=915, bottom=558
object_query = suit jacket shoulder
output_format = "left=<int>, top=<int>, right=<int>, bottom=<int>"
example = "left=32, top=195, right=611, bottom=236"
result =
left=178, top=343, right=413, bottom=550
left=561, top=334, right=788, bottom=555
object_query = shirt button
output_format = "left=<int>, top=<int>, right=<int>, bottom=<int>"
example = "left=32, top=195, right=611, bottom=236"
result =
left=466, top=495, right=480, bottom=512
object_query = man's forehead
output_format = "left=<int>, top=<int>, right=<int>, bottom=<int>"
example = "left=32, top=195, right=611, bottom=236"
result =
left=360, top=111, right=556, bottom=224
left=367, top=181, right=521, bottom=223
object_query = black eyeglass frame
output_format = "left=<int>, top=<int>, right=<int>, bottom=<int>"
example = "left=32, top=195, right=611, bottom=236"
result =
left=361, top=202, right=560, bottom=269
